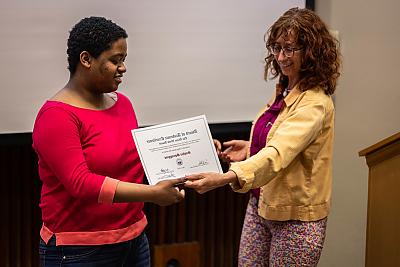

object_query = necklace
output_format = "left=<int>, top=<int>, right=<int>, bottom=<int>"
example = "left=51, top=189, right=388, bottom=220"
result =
left=283, top=87, right=291, bottom=97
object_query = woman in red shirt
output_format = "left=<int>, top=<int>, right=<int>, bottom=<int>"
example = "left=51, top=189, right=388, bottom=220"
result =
left=33, top=16, right=184, bottom=267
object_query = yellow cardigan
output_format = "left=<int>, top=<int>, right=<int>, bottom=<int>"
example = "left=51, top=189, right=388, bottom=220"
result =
left=230, top=84, right=334, bottom=221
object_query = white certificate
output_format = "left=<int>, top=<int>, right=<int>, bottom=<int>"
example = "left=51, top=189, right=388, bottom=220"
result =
left=132, top=115, right=222, bottom=185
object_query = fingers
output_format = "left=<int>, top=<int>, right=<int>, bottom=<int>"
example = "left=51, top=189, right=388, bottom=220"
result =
left=184, top=180, right=207, bottom=194
left=220, top=152, right=232, bottom=163
left=178, top=188, right=185, bottom=199
left=213, top=139, right=222, bottom=151
left=152, top=180, right=187, bottom=206
left=170, top=187, right=185, bottom=204
left=160, top=177, right=186, bottom=186
left=184, top=180, right=195, bottom=188
left=221, top=146, right=234, bottom=159
left=185, top=173, right=204, bottom=181
left=221, top=150, right=231, bottom=158
left=223, top=140, right=237, bottom=147
left=173, top=187, right=185, bottom=200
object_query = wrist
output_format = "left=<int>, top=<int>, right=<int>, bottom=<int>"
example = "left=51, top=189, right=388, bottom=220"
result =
left=141, top=184, right=157, bottom=203
left=223, top=169, right=238, bottom=184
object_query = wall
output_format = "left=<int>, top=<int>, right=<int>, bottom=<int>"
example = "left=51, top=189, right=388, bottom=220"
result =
left=0, top=0, right=305, bottom=133
left=316, top=0, right=400, bottom=266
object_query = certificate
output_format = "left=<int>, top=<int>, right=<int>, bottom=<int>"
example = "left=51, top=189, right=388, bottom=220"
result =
left=132, top=115, right=222, bottom=185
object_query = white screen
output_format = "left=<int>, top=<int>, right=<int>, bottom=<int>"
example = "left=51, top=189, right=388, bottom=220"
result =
left=0, top=0, right=305, bottom=133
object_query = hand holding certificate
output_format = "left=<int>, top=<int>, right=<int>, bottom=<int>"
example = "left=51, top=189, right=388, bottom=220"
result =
left=132, top=115, right=222, bottom=185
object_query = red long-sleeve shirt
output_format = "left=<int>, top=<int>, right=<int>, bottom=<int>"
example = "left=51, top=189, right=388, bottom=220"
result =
left=32, top=92, right=147, bottom=245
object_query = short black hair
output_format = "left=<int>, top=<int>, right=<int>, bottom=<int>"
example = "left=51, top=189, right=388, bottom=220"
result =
left=67, top=16, right=128, bottom=74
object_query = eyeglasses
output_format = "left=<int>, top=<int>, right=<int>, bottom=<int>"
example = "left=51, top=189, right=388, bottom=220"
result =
left=268, top=45, right=303, bottom=58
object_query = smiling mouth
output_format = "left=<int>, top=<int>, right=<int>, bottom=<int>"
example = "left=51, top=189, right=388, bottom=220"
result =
left=279, top=63, right=292, bottom=68
left=114, top=76, right=123, bottom=83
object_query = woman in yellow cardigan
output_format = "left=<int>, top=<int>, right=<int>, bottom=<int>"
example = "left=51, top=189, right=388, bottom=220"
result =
left=185, top=7, right=341, bottom=266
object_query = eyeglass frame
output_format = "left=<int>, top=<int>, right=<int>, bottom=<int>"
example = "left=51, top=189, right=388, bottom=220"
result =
left=267, top=44, right=303, bottom=58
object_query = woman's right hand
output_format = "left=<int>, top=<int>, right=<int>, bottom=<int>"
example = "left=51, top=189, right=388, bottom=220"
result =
left=220, top=140, right=249, bottom=163
left=213, top=139, right=222, bottom=157
left=151, top=178, right=185, bottom=206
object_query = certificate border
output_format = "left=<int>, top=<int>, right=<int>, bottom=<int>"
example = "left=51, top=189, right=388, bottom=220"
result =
left=132, top=115, right=222, bottom=184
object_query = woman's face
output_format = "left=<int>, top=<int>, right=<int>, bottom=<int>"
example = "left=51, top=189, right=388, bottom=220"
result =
left=273, top=31, right=302, bottom=85
left=89, top=38, right=127, bottom=93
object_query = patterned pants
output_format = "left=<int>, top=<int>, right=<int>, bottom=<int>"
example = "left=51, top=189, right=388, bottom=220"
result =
left=238, top=195, right=327, bottom=267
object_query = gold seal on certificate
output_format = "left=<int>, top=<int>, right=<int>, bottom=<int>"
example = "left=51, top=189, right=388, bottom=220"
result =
left=132, top=115, right=222, bottom=185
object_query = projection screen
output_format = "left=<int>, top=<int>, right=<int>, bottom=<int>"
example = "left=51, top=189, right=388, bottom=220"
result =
left=0, top=0, right=305, bottom=133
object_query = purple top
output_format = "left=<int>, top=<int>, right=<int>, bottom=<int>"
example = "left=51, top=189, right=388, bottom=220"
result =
left=249, top=93, right=285, bottom=199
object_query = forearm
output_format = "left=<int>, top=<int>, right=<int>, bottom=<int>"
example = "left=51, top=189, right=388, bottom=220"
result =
left=113, top=181, right=155, bottom=203
left=229, top=146, right=281, bottom=192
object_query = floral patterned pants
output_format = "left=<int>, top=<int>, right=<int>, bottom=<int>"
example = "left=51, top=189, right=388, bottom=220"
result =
left=238, top=195, right=327, bottom=267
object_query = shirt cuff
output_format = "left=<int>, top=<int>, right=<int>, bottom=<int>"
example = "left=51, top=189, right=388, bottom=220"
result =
left=229, top=163, right=253, bottom=193
left=98, top=177, right=120, bottom=204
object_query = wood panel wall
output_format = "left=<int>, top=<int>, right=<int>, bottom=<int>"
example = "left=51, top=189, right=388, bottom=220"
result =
left=0, top=134, right=42, bottom=267
left=0, top=122, right=251, bottom=267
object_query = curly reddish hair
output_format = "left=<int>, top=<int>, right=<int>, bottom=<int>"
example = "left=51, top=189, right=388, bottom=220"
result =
left=264, top=8, right=341, bottom=95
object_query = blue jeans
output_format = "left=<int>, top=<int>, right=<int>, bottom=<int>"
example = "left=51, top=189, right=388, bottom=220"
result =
left=39, top=232, right=150, bottom=267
